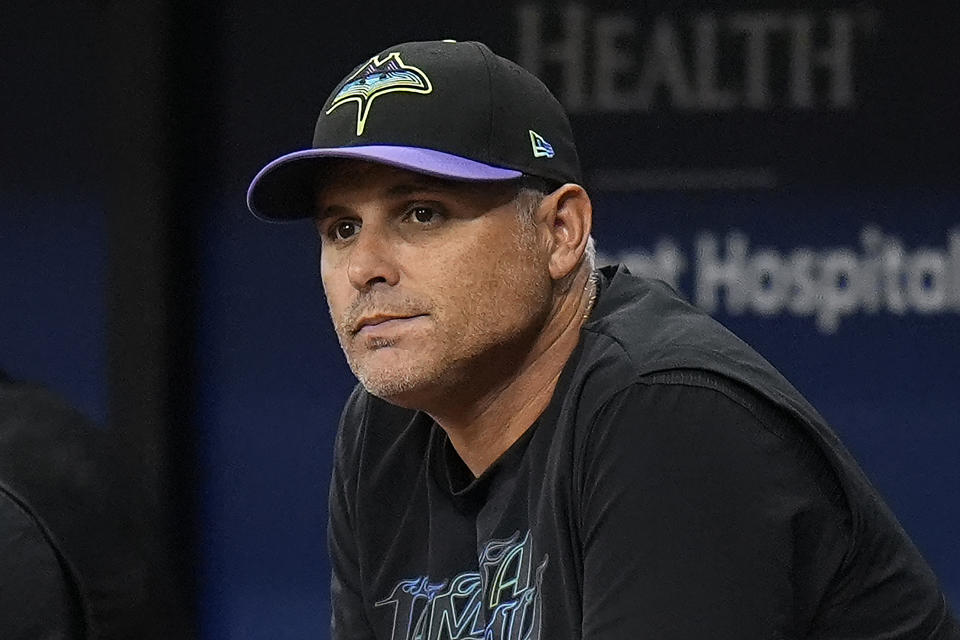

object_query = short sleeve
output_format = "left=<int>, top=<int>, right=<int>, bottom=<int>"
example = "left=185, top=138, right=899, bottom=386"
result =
left=578, top=374, right=849, bottom=639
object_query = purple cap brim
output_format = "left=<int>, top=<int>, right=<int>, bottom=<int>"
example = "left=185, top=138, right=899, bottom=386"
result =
left=247, top=145, right=524, bottom=222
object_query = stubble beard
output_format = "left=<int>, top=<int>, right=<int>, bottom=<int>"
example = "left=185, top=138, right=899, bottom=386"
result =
left=332, top=309, right=436, bottom=402
left=336, top=293, right=547, bottom=406
left=341, top=334, right=437, bottom=401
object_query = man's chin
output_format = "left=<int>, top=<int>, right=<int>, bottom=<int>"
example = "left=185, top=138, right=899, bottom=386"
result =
left=349, top=359, right=439, bottom=406
left=356, top=375, right=438, bottom=409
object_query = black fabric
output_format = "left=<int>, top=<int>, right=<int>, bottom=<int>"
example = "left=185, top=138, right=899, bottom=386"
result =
left=327, top=265, right=960, bottom=639
left=0, top=490, right=82, bottom=639
left=0, top=377, right=188, bottom=639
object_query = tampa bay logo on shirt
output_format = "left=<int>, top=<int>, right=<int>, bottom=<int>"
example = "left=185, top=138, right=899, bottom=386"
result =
left=375, top=531, right=548, bottom=640
left=326, top=52, right=433, bottom=136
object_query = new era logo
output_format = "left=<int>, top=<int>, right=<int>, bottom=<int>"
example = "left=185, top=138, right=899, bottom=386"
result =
left=528, top=130, right=555, bottom=158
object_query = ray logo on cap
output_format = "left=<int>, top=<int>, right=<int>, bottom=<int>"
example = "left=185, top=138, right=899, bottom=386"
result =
left=326, top=52, right=433, bottom=136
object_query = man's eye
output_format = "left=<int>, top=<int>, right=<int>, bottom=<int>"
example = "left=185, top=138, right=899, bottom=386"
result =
left=330, top=220, right=360, bottom=241
left=407, top=206, right=441, bottom=225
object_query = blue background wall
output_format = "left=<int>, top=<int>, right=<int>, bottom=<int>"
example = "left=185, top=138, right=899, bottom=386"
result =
left=1, top=3, right=106, bottom=424
left=0, top=196, right=107, bottom=424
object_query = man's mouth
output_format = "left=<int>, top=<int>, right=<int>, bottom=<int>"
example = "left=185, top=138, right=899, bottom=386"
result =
left=353, top=313, right=429, bottom=335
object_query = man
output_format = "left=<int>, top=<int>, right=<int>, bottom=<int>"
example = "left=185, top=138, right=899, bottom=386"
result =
left=247, top=40, right=958, bottom=639
left=0, top=370, right=191, bottom=638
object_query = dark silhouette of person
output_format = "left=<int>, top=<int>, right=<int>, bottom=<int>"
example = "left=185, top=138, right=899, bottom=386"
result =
left=0, top=369, right=191, bottom=639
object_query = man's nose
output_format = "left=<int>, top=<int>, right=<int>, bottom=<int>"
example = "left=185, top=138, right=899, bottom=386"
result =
left=346, top=225, right=400, bottom=291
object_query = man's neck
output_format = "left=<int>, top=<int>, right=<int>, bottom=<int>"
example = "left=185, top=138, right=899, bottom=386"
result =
left=427, top=269, right=596, bottom=477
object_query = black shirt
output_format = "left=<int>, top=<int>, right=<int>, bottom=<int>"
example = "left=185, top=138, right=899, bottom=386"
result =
left=328, top=266, right=959, bottom=639
left=0, top=490, right=81, bottom=638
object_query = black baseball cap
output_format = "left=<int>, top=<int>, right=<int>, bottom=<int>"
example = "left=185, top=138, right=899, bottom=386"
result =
left=246, top=39, right=581, bottom=221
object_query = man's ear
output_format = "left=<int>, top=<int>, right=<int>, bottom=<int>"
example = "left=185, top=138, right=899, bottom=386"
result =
left=538, top=184, right=593, bottom=281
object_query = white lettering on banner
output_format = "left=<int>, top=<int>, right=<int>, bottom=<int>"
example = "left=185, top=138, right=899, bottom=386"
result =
left=515, top=5, right=874, bottom=113
left=597, top=227, right=960, bottom=334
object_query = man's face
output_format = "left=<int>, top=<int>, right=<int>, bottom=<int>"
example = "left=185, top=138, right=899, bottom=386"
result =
left=316, top=161, right=555, bottom=407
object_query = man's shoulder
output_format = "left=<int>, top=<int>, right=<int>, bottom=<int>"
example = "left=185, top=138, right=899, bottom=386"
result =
left=568, top=267, right=756, bottom=421
left=586, top=369, right=819, bottom=458
left=568, top=267, right=848, bottom=481
left=585, top=266, right=759, bottom=378
left=577, top=266, right=823, bottom=426
left=570, top=364, right=803, bottom=448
